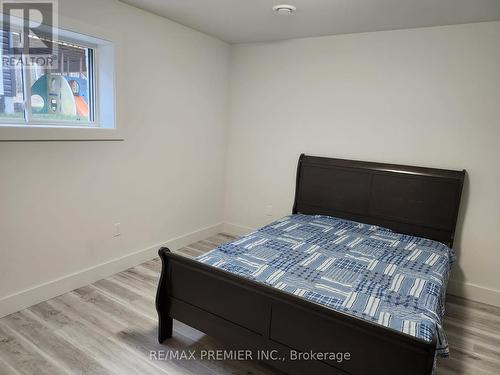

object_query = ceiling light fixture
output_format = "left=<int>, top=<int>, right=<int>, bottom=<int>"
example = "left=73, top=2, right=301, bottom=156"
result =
left=273, top=4, right=297, bottom=16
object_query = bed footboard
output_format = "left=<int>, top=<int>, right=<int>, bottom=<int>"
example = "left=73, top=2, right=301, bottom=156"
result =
left=156, top=247, right=436, bottom=375
left=155, top=247, right=173, bottom=343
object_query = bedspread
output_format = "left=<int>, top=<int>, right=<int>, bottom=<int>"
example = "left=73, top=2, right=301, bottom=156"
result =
left=197, top=214, right=454, bottom=356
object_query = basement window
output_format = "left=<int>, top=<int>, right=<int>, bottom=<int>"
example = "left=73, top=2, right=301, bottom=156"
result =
left=0, top=23, right=118, bottom=140
left=1, top=35, right=96, bottom=124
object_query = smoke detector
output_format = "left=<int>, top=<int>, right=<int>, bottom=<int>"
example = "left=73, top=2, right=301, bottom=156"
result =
left=273, top=4, right=297, bottom=16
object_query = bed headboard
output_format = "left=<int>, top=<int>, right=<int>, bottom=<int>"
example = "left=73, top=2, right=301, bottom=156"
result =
left=292, top=154, right=465, bottom=247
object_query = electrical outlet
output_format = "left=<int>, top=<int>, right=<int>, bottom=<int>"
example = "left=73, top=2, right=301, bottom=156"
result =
left=113, top=223, right=121, bottom=237
left=266, top=205, right=273, bottom=217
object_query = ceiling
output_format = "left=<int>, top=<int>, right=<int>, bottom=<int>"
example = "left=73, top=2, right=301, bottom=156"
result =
left=120, top=0, right=500, bottom=44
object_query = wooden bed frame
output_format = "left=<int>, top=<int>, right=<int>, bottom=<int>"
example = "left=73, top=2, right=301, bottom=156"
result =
left=156, top=154, right=465, bottom=375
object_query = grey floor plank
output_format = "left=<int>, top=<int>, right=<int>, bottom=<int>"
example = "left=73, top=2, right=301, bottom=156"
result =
left=0, top=357, right=22, bottom=375
left=186, top=241, right=216, bottom=252
left=0, top=233, right=498, bottom=375
left=141, top=260, right=161, bottom=273
left=1, top=310, right=110, bottom=375
left=177, top=247, right=205, bottom=258
left=121, top=265, right=159, bottom=285
left=26, top=302, right=158, bottom=375
left=0, top=323, right=68, bottom=375
left=45, top=296, right=187, bottom=375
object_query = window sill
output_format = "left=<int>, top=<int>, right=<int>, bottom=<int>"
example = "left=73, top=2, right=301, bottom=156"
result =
left=0, top=125, right=124, bottom=142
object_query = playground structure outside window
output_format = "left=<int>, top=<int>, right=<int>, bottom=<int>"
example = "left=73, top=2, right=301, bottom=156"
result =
left=0, top=23, right=118, bottom=141
left=1, top=33, right=96, bottom=127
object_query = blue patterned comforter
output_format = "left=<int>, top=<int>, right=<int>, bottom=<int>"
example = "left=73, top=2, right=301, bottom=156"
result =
left=197, top=214, right=454, bottom=356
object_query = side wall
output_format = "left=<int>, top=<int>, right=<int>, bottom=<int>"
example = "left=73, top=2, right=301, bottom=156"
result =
left=225, top=22, right=500, bottom=306
left=0, top=0, right=230, bottom=317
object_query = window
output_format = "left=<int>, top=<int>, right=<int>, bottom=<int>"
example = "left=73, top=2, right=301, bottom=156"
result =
left=1, top=32, right=96, bottom=126
left=0, top=16, right=117, bottom=141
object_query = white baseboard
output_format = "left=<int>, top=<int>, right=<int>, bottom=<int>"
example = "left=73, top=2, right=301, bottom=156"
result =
left=0, top=223, right=223, bottom=319
left=447, top=279, right=500, bottom=308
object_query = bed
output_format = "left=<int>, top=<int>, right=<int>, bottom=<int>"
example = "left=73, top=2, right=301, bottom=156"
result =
left=156, top=154, right=465, bottom=375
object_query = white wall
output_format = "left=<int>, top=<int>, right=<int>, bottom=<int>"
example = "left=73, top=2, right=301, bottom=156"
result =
left=225, top=22, right=500, bottom=306
left=1, top=4, right=498, bottom=315
left=0, top=0, right=229, bottom=316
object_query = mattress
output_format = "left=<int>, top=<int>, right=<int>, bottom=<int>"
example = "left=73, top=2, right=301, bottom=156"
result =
left=197, top=214, right=454, bottom=357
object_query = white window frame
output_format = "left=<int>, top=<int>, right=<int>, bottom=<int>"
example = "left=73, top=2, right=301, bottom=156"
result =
left=0, top=25, right=120, bottom=141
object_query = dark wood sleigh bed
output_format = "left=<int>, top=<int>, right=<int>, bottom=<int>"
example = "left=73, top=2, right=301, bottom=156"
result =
left=156, top=154, right=465, bottom=375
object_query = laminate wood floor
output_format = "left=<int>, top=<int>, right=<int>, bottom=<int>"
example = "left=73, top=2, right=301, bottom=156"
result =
left=1, top=234, right=499, bottom=375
